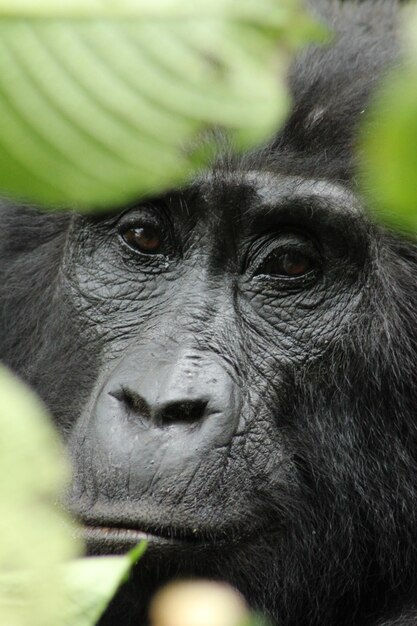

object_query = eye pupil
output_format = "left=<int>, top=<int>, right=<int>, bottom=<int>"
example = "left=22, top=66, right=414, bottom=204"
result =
left=281, top=253, right=310, bottom=276
left=261, top=251, right=313, bottom=278
left=123, top=226, right=161, bottom=253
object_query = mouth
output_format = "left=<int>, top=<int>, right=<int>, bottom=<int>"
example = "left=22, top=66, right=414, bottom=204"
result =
left=83, top=524, right=155, bottom=544
left=79, top=522, right=214, bottom=554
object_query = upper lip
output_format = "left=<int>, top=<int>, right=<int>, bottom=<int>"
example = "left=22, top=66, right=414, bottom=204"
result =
left=79, top=519, right=218, bottom=545
left=77, top=512, right=250, bottom=547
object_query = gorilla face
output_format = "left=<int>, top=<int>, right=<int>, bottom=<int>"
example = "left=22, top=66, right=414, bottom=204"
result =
left=2, top=2, right=417, bottom=625
left=65, top=174, right=367, bottom=554
left=60, top=173, right=377, bottom=624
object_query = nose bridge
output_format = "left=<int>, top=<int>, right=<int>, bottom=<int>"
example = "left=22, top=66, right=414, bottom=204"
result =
left=155, top=349, right=216, bottom=405
left=107, top=341, right=242, bottom=430
left=135, top=347, right=236, bottom=415
left=171, top=269, right=222, bottom=331
left=136, top=277, right=240, bottom=396
left=163, top=281, right=238, bottom=361
left=160, top=235, right=237, bottom=333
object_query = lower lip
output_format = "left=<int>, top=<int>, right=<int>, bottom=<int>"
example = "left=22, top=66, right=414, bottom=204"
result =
left=84, top=525, right=149, bottom=542
left=81, top=525, right=191, bottom=553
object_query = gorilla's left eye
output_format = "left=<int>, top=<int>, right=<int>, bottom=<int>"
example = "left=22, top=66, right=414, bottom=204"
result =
left=261, top=250, right=316, bottom=278
left=251, top=232, right=320, bottom=284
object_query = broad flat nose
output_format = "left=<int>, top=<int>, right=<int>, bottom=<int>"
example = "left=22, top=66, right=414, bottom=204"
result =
left=112, top=349, right=240, bottom=427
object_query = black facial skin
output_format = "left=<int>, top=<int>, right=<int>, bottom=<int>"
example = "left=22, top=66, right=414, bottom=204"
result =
left=2, top=1, right=417, bottom=625
left=66, top=175, right=365, bottom=535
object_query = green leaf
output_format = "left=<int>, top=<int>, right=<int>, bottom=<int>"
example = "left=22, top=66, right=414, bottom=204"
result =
left=241, top=614, right=272, bottom=626
left=0, top=543, right=147, bottom=626
left=0, top=366, right=146, bottom=626
left=359, top=6, right=417, bottom=232
left=0, top=365, right=80, bottom=625
left=0, top=0, right=316, bottom=23
left=62, top=542, right=147, bottom=626
left=0, top=0, right=322, bottom=210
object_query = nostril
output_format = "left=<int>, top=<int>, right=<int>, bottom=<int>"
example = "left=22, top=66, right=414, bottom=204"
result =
left=156, top=399, right=208, bottom=425
left=109, top=387, right=152, bottom=420
left=110, top=388, right=208, bottom=426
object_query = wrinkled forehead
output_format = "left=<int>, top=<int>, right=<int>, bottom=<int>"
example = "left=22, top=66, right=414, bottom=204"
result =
left=200, top=171, right=359, bottom=209
left=188, top=170, right=363, bottom=229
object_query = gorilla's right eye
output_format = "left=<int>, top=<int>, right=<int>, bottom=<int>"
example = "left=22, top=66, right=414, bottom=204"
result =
left=120, top=225, right=162, bottom=254
left=117, top=207, right=168, bottom=256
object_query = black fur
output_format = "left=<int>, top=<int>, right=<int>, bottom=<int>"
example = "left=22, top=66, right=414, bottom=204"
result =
left=1, top=2, right=417, bottom=625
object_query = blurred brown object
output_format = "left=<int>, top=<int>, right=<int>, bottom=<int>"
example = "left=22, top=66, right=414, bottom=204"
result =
left=149, top=580, right=249, bottom=626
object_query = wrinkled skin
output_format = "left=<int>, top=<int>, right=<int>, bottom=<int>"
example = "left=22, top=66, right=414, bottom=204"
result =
left=2, top=1, right=417, bottom=625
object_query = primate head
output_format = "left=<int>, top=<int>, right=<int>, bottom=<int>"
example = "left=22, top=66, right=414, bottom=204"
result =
left=2, top=1, right=417, bottom=625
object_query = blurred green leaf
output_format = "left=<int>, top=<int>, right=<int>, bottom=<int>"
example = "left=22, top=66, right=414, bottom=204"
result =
left=0, top=366, right=146, bottom=625
left=0, top=365, right=80, bottom=625
left=62, top=542, right=147, bottom=626
left=359, top=5, right=417, bottom=231
left=0, top=0, right=322, bottom=210
left=240, top=613, right=272, bottom=626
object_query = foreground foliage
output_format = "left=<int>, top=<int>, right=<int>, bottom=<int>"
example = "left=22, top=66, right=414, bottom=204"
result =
left=0, top=366, right=146, bottom=626
left=0, top=0, right=320, bottom=209
left=360, top=4, right=417, bottom=231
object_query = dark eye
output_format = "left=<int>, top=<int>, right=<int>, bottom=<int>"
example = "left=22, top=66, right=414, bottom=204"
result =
left=262, top=250, right=315, bottom=278
left=120, top=224, right=162, bottom=254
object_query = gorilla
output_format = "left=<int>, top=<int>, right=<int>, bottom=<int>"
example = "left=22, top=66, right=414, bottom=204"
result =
left=1, top=1, right=417, bottom=625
